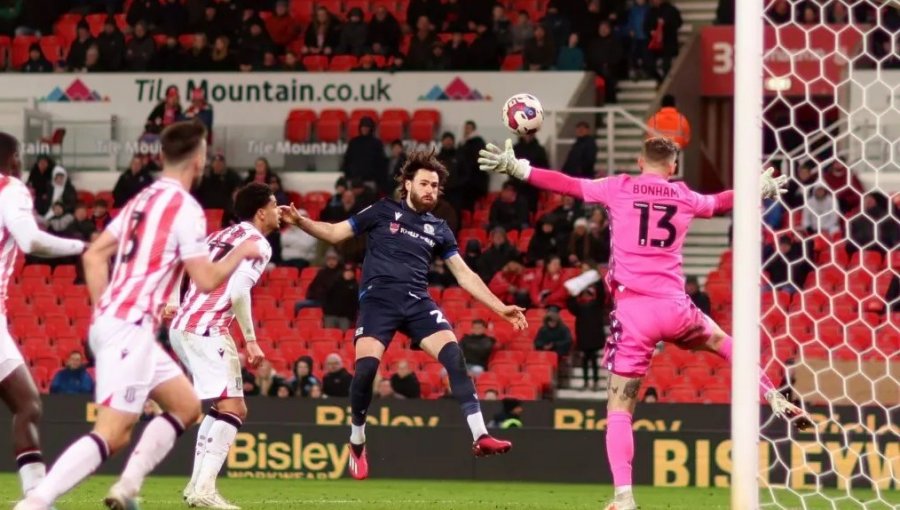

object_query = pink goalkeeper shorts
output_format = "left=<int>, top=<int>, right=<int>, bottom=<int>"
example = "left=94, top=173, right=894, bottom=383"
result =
left=602, top=288, right=715, bottom=377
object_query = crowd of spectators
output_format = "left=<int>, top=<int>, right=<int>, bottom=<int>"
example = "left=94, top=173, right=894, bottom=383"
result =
left=4, top=0, right=689, bottom=98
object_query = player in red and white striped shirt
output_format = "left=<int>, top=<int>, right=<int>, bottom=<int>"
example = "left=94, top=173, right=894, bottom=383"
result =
left=17, top=122, right=263, bottom=510
left=167, top=183, right=278, bottom=509
left=0, top=133, right=86, bottom=501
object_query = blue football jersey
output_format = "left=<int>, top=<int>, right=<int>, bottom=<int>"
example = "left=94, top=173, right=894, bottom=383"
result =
left=348, top=198, right=458, bottom=294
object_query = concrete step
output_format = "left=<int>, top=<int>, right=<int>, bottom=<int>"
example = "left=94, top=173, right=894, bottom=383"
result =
left=618, top=79, right=658, bottom=90
left=598, top=138, right=644, bottom=149
left=555, top=389, right=607, bottom=400
left=617, top=88, right=657, bottom=102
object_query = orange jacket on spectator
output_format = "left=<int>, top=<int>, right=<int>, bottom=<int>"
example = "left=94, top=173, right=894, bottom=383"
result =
left=529, top=269, right=569, bottom=310
left=646, top=106, right=691, bottom=149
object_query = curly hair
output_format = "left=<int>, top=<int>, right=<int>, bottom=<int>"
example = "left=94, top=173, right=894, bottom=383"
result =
left=394, top=148, right=449, bottom=199
left=234, top=182, right=273, bottom=221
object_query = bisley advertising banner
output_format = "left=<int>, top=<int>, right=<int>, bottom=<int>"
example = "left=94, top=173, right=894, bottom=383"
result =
left=0, top=397, right=896, bottom=490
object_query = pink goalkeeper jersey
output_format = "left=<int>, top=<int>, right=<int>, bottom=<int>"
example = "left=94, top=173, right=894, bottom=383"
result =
left=580, top=173, right=720, bottom=297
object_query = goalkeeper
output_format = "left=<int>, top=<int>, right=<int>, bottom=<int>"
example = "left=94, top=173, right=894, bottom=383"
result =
left=479, top=136, right=813, bottom=510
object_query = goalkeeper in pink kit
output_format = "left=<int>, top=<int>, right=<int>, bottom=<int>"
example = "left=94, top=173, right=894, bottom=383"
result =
left=479, top=137, right=812, bottom=510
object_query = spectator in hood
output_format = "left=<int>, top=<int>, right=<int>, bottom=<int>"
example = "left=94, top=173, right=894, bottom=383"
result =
left=113, top=155, right=155, bottom=208
left=406, top=15, right=438, bottom=69
left=125, top=21, right=157, bottom=71
left=154, top=35, right=183, bottom=71
left=341, top=116, right=387, bottom=188
left=490, top=398, right=524, bottom=428
left=322, top=354, right=352, bottom=397
left=533, top=308, right=573, bottom=357
left=802, top=186, right=841, bottom=236
left=96, top=16, right=125, bottom=71
left=237, top=18, right=273, bottom=65
left=180, top=88, right=214, bottom=136
left=527, top=218, right=565, bottom=264
left=145, top=85, right=182, bottom=135
left=337, top=7, right=368, bottom=56
left=466, top=23, right=502, bottom=70
left=295, top=249, right=343, bottom=314
left=406, top=0, right=443, bottom=30
left=27, top=156, right=55, bottom=214
left=289, top=356, right=320, bottom=398
left=322, top=263, right=360, bottom=332
left=541, top=0, right=572, bottom=49
left=22, top=43, right=52, bottom=73
left=562, top=122, right=597, bottom=178
left=41, top=166, right=77, bottom=219
left=477, top=227, right=520, bottom=282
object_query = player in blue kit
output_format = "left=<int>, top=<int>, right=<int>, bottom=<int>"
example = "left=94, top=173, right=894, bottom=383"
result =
left=281, top=150, right=528, bottom=479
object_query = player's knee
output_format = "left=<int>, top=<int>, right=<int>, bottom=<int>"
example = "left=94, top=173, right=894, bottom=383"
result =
left=352, top=357, right=380, bottom=384
left=16, top=396, right=42, bottom=424
left=216, top=398, right=248, bottom=421
left=437, top=342, right=466, bottom=373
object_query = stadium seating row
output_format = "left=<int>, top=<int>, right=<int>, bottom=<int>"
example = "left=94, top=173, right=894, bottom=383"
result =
left=285, top=108, right=440, bottom=144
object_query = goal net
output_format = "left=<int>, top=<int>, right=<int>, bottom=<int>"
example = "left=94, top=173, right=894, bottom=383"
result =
left=747, top=2, right=898, bottom=508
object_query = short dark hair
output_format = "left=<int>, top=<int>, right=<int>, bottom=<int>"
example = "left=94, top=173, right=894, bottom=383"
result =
left=394, top=149, right=449, bottom=199
left=465, top=120, right=477, bottom=130
left=75, top=201, right=87, bottom=210
left=662, top=94, right=676, bottom=107
left=160, top=121, right=207, bottom=166
left=94, top=198, right=108, bottom=208
left=234, top=183, right=273, bottom=221
left=576, top=121, right=590, bottom=129
left=642, top=137, right=679, bottom=165
left=473, top=319, right=487, bottom=327
left=0, top=132, right=18, bottom=173
left=390, top=139, right=403, bottom=147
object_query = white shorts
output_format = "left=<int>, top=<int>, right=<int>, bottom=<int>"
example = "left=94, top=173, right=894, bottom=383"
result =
left=169, top=328, right=243, bottom=400
left=90, top=316, right=184, bottom=414
left=0, top=315, right=25, bottom=383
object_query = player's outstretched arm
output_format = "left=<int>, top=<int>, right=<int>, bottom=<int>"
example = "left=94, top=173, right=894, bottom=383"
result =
left=445, top=254, right=528, bottom=331
left=83, top=230, right=118, bottom=305
left=478, top=139, right=590, bottom=200
left=2, top=184, right=84, bottom=257
left=183, top=239, right=263, bottom=293
left=279, top=204, right=354, bottom=245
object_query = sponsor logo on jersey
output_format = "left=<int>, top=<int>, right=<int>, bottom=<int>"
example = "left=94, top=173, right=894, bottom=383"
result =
left=423, top=224, right=435, bottom=235
left=394, top=212, right=402, bottom=220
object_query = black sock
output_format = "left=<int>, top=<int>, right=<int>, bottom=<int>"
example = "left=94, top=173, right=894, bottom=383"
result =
left=437, top=342, right=481, bottom=417
left=350, top=356, right=380, bottom=426
left=351, top=443, right=365, bottom=456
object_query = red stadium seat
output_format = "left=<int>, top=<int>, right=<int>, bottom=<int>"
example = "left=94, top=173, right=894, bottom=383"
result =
left=378, top=118, right=405, bottom=143
left=412, top=108, right=441, bottom=125
left=22, top=265, right=51, bottom=280
left=11, top=35, right=37, bottom=69
left=39, top=35, right=64, bottom=62
left=524, top=350, right=557, bottom=369
left=54, top=15, right=81, bottom=46
left=32, top=355, right=62, bottom=373
left=663, top=385, right=699, bottom=403
left=523, top=363, right=553, bottom=388
left=506, top=383, right=539, bottom=400
left=316, top=117, right=343, bottom=142
left=302, top=55, right=329, bottom=71
left=319, top=109, right=349, bottom=122
left=177, top=33, right=195, bottom=49
left=329, top=55, right=358, bottom=71
left=0, top=36, right=10, bottom=68
left=285, top=117, right=312, bottom=143
left=701, top=387, right=730, bottom=404
left=84, top=13, right=107, bottom=37
left=491, top=351, right=525, bottom=366
left=380, top=108, right=410, bottom=123
left=290, top=0, right=315, bottom=23
left=501, top=53, right=523, bottom=70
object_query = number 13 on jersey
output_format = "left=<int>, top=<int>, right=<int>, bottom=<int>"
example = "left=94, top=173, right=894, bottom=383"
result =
left=633, top=201, right=677, bottom=248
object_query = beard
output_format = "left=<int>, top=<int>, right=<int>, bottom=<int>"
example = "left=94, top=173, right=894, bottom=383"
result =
left=408, top=190, right=437, bottom=213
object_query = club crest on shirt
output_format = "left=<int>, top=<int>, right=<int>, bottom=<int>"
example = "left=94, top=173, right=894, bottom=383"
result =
left=389, top=222, right=400, bottom=234
left=423, top=224, right=435, bottom=235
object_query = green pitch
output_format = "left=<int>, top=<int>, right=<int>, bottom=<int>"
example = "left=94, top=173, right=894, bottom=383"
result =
left=0, top=475, right=897, bottom=509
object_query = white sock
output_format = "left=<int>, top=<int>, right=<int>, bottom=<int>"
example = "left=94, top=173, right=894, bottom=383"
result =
left=350, top=423, right=366, bottom=445
left=31, top=434, right=108, bottom=505
left=118, top=413, right=183, bottom=496
left=17, top=453, right=46, bottom=496
left=466, top=412, right=489, bottom=441
left=195, top=413, right=241, bottom=494
left=189, top=413, right=217, bottom=489
left=615, top=485, right=633, bottom=498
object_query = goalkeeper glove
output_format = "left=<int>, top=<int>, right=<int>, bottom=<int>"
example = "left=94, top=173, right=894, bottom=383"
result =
left=478, top=139, right=532, bottom=180
left=760, top=167, right=788, bottom=199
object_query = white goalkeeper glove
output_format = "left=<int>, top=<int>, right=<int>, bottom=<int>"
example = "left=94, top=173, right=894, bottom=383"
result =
left=760, top=167, right=788, bottom=199
left=478, top=139, right=532, bottom=180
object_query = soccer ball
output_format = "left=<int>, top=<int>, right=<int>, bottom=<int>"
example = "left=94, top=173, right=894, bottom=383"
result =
left=502, top=93, right=544, bottom=135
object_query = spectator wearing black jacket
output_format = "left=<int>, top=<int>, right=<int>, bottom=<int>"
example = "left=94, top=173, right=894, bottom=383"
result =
left=303, top=7, right=340, bottom=56
left=385, top=140, right=407, bottom=195
left=460, top=121, right=488, bottom=203
left=847, top=192, right=897, bottom=257
left=337, top=7, right=368, bottom=56
left=477, top=227, right=520, bottom=282
left=368, top=4, right=402, bottom=56
left=127, top=0, right=162, bottom=30
left=527, top=218, right=565, bottom=265
left=644, top=0, right=682, bottom=82
left=193, top=154, right=242, bottom=210
left=299, top=250, right=343, bottom=310
left=567, top=277, right=605, bottom=391
left=67, top=22, right=95, bottom=71
left=685, top=276, right=711, bottom=316
left=159, top=0, right=187, bottom=35
left=445, top=32, right=469, bottom=70
left=406, top=0, right=443, bottom=30
left=26, top=156, right=55, bottom=206
left=341, top=117, right=387, bottom=189
left=322, top=264, right=359, bottom=332
left=489, top=182, right=530, bottom=233
left=541, top=0, right=572, bottom=49
left=125, top=21, right=156, bottom=71
left=390, top=361, right=421, bottom=399
left=237, top=19, right=273, bottom=66
left=22, top=44, right=52, bottom=73
left=562, top=122, right=598, bottom=177
left=322, top=354, right=352, bottom=398
left=96, top=17, right=125, bottom=71
left=183, top=33, right=213, bottom=71
left=523, top=24, right=556, bottom=70
left=459, top=319, right=496, bottom=374
left=549, top=195, right=584, bottom=237
left=567, top=217, right=607, bottom=266
left=405, top=16, right=437, bottom=69
left=154, top=36, right=183, bottom=70
left=586, top=21, right=623, bottom=103
left=70, top=202, right=96, bottom=241
left=467, top=23, right=502, bottom=70
left=513, top=133, right=549, bottom=210
left=113, top=155, right=155, bottom=208
left=763, top=236, right=812, bottom=294
left=145, top=85, right=182, bottom=135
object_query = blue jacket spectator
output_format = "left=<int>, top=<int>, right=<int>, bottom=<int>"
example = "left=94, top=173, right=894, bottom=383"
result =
left=556, top=33, right=585, bottom=70
left=50, top=352, right=94, bottom=395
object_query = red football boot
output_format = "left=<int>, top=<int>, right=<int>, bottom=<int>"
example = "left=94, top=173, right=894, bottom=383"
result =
left=472, top=434, right=512, bottom=457
left=348, top=443, right=369, bottom=480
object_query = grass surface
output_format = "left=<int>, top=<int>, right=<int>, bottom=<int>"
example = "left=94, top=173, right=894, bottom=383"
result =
left=1, top=475, right=897, bottom=509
